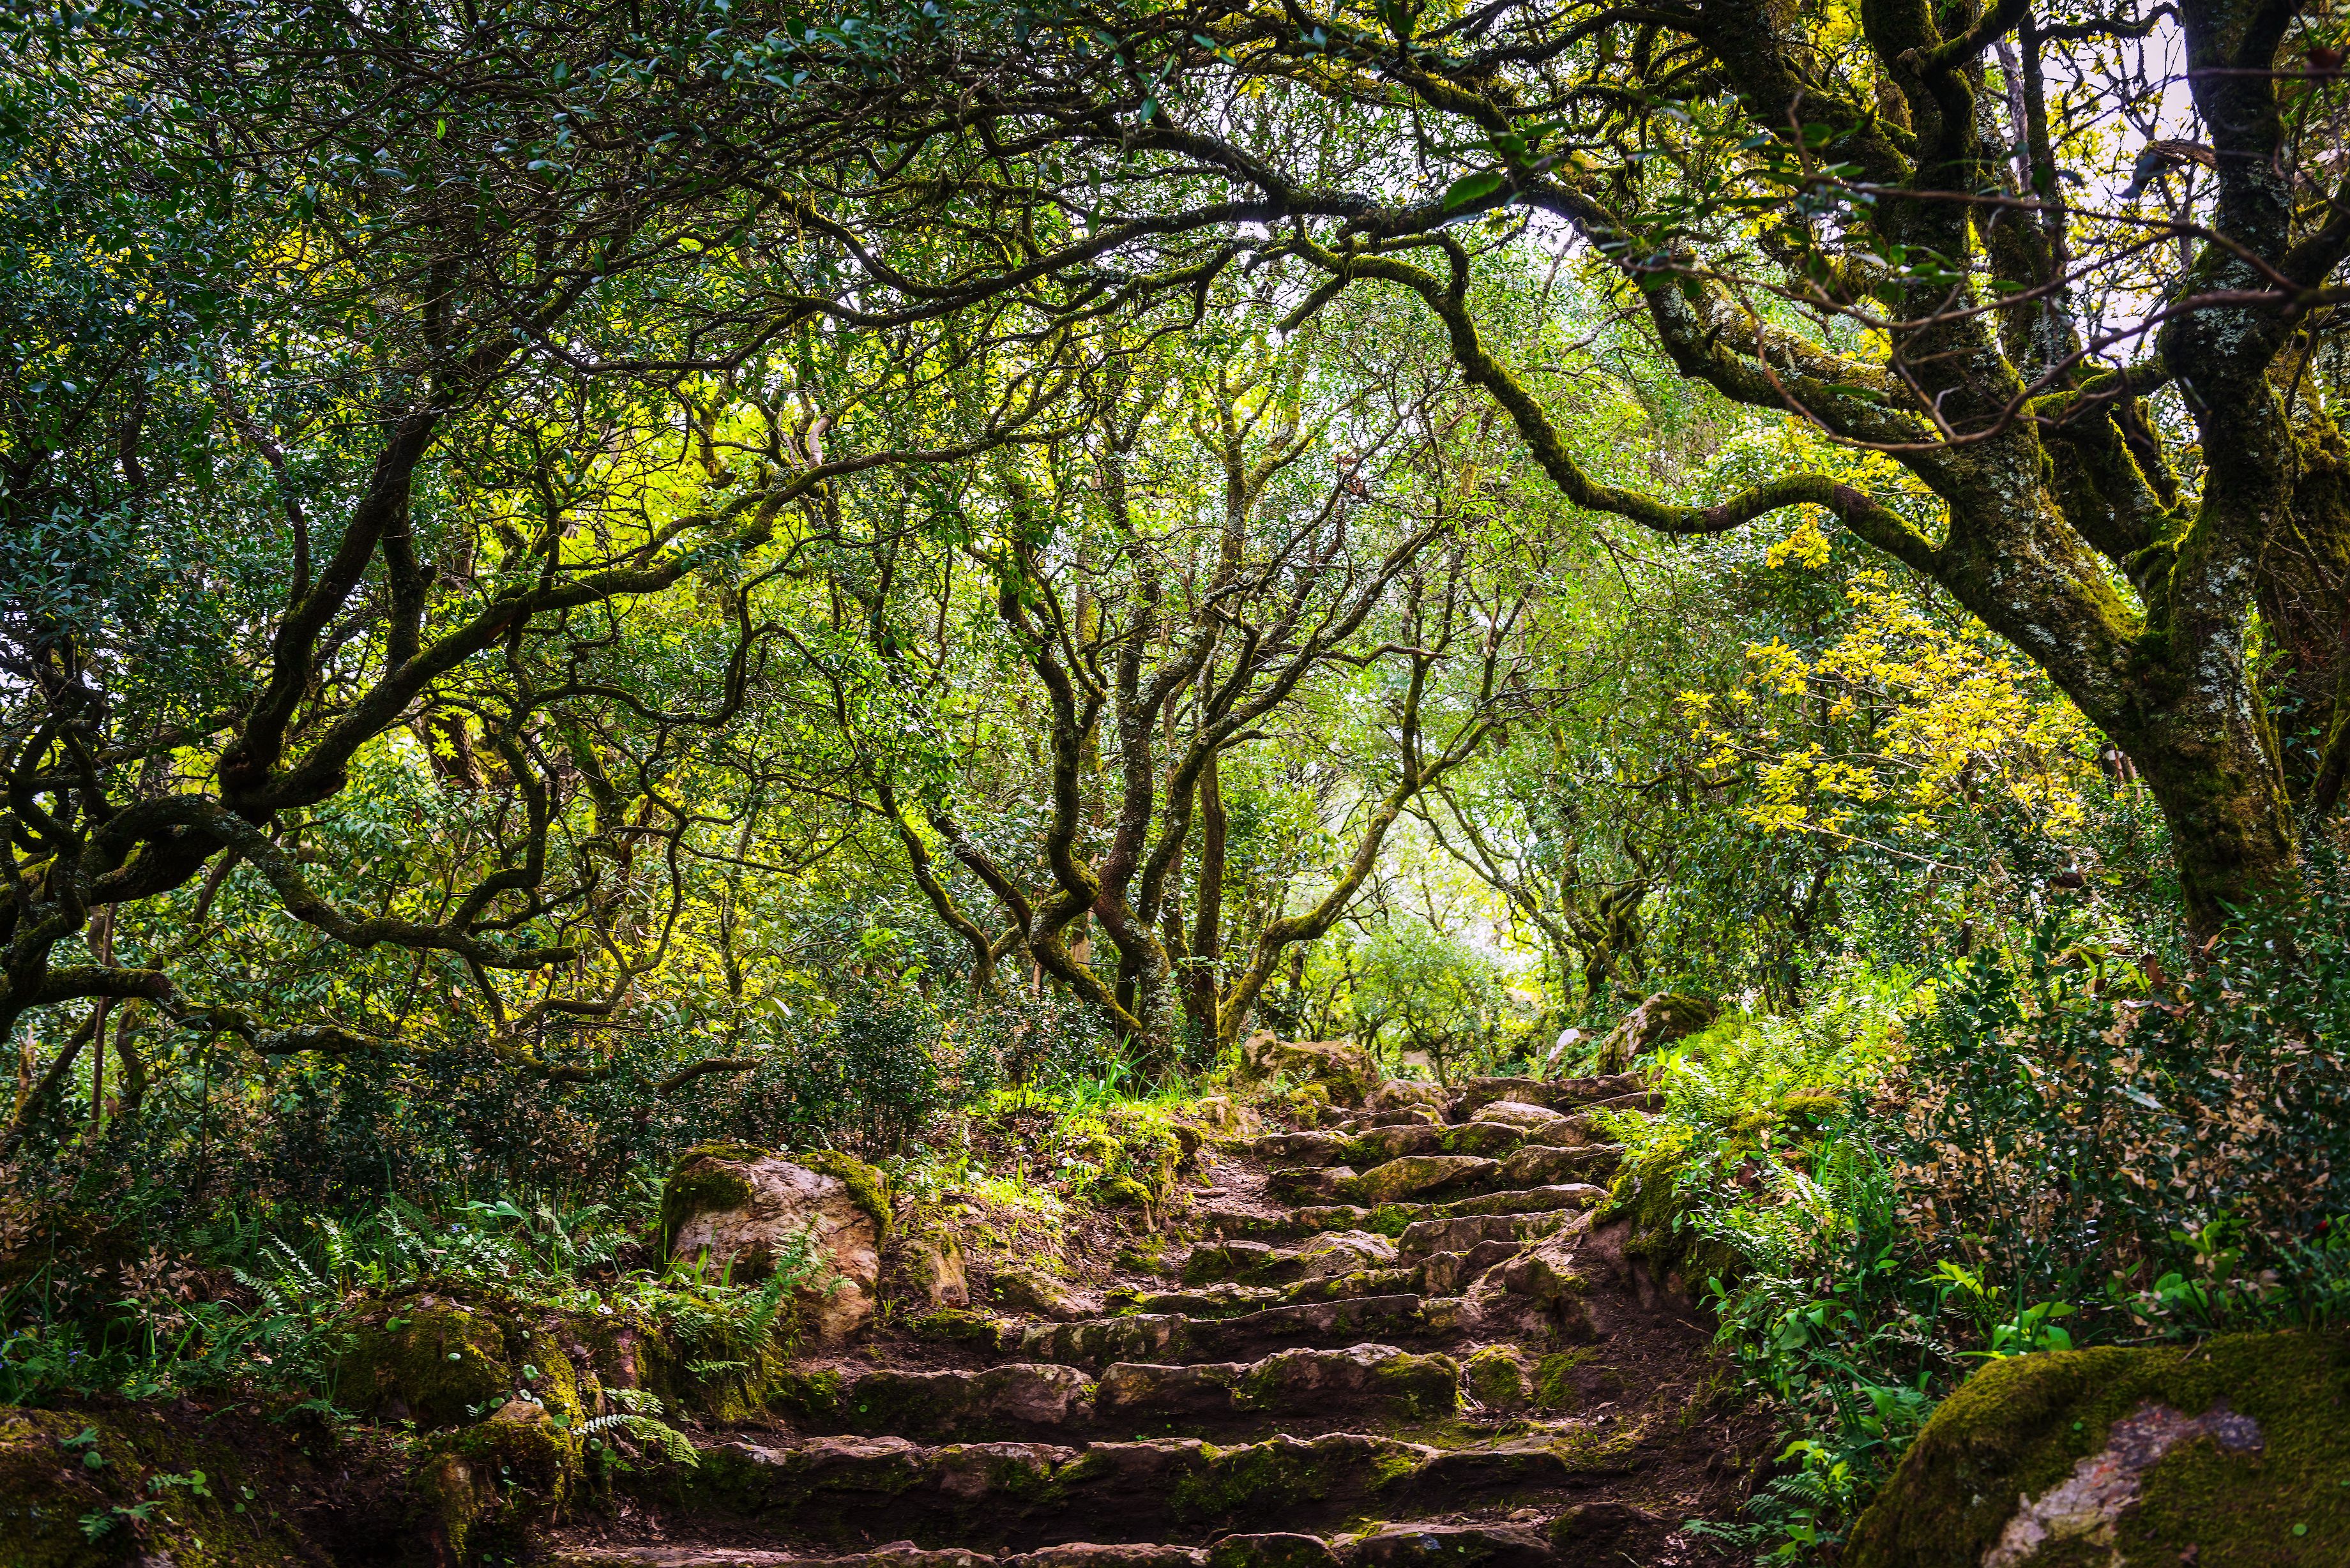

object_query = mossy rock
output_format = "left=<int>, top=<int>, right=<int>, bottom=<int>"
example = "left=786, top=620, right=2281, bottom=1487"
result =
left=1596, top=991, right=1717, bottom=1072
left=423, top=1399, right=585, bottom=1561
left=660, top=1143, right=763, bottom=1245
left=1261, top=1083, right=1335, bottom=1124
left=0, top=1402, right=386, bottom=1567
left=1464, top=1345, right=1529, bottom=1410
left=1598, top=1146, right=1736, bottom=1288
left=340, top=1299, right=513, bottom=1428
left=1097, top=1175, right=1158, bottom=1207
left=912, top=1307, right=1011, bottom=1347
left=1531, top=1348, right=1596, bottom=1411
left=768, top=1366, right=851, bottom=1424
left=505, top=1323, right=588, bottom=1425
left=1846, top=1327, right=2350, bottom=1567
left=1340, top=1155, right=1496, bottom=1207
left=665, top=1144, right=891, bottom=1246
left=1437, top=1120, right=1526, bottom=1158
left=1239, top=1033, right=1379, bottom=1104
left=1168, top=1439, right=1341, bottom=1527
left=1367, top=1350, right=1463, bottom=1419
left=798, top=1149, right=893, bottom=1239
left=1775, top=1089, right=1846, bottom=1128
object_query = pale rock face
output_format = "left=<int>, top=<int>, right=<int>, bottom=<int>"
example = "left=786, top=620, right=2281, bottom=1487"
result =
left=1238, top=1030, right=1379, bottom=1103
left=1362, top=1078, right=1448, bottom=1114
left=910, top=1229, right=969, bottom=1308
left=667, top=1154, right=882, bottom=1342
left=1470, top=1099, right=1565, bottom=1129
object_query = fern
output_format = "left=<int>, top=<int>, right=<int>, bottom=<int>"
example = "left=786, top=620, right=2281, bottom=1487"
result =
left=578, top=1412, right=699, bottom=1466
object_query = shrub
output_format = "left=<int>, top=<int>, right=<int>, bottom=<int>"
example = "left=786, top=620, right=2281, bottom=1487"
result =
left=1892, top=868, right=2350, bottom=1329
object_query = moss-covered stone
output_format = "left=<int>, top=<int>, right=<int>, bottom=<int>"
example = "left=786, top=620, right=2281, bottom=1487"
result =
left=1100, top=1175, right=1158, bottom=1207
left=427, top=1398, right=584, bottom=1559
left=798, top=1149, right=893, bottom=1239
left=1597, top=1145, right=1736, bottom=1288
left=768, top=1366, right=851, bottom=1424
left=660, top=1143, right=762, bottom=1245
left=1847, top=1327, right=2350, bottom=1567
left=1238, top=1033, right=1379, bottom=1104
left=340, top=1298, right=512, bottom=1428
left=1596, top=992, right=1717, bottom=1073
left=1531, top=1348, right=1595, bottom=1411
left=1168, top=1439, right=1338, bottom=1527
left=1367, top=1351, right=1462, bottom=1420
left=912, top=1306, right=1011, bottom=1347
left=1340, top=1124, right=1447, bottom=1164
left=1436, top=1121, right=1526, bottom=1158
left=1464, top=1346, right=1529, bottom=1410
left=1341, top=1156, right=1497, bottom=1207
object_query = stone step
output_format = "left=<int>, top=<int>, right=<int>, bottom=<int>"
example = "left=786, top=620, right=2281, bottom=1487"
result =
left=1450, top=1074, right=1647, bottom=1119
left=1252, top=1131, right=1353, bottom=1166
left=1013, top=1294, right=1452, bottom=1369
left=1248, top=1118, right=1607, bottom=1172
left=1328, top=1105, right=1446, bottom=1133
left=1108, top=1267, right=1421, bottom=1319
left=670, top=1427, right=1649, bottom=1549
left=1095, top=1344, right=1460, bottom=1431
left=1416, top=1240, right=1537, bottom=1297
left=1181, top=1232, right=1400, bottom=1286
left=768, top=1346, right=1462, bottom=1442
left=1269, top=1152, right=1616, bottom=1212
left=1395, top=1212, right=1577, bottom=1260
left=1347, top=1149, right=1626, bottom=1207
left=1269, top=1151, right=1619, bottom=1209
left=1195, top=1182, right=1603, bottom=1247
left=543, top=1514, right=1655, bottom=1568
left=771, top=1363, right=1093, bottom=1440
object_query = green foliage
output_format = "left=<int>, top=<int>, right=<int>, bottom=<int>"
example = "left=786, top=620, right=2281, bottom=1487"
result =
left=1344, top=916, right=1533, bottom=1082
left=1893, top=862, right=2350, bottom=1334
left=1664, top=861, right=2350, bottom=1562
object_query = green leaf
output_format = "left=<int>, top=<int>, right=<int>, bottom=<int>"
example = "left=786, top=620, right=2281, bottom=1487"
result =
left=1443, top=169, right=1505, bottom=209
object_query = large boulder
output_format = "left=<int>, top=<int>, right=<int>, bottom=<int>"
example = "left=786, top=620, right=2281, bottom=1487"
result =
left=1362, top=1078, right=1448, bottom=1115
left=1595, top=993, right=1717, bottom=1073
left=1292, top=1229, right=1400, bottom=1279
left=1473, top=1099, right=1565, bottom=1130
left=1846, top=1327, right=2350, bottom=1567
left=662, top=1143, right=888, bottom=1341
left=1340, top=1154, right=1498, bottom=1206
left=1238, top=1031, right=1379, bottom=1104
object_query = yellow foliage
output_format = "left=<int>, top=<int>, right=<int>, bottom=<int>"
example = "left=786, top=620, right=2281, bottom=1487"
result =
left=1764, top=511, right=1834, bottom=570
left=1685, top=571, right=2098, bottom=848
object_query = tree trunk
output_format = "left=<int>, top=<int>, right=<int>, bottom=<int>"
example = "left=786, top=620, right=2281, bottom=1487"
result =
left=2116, top=682, right=2297, bottom=935
left=1185, top=748, right=1227, bottom=1046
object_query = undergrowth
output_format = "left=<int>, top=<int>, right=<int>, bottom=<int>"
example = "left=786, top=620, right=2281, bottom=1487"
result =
left=1637, top=864, right=2350, bottom=1562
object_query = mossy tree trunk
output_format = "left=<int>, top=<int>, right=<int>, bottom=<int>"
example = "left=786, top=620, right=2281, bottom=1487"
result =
left=1170, top=0, right=2350, bottom=934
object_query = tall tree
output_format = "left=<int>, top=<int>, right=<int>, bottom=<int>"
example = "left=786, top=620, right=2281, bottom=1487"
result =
left=0, top=0, right=1171, bottom=1057
left=821, top=0, right=2347, bottom=933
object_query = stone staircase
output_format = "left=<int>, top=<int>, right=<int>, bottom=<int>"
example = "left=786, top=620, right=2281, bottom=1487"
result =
left=544, top=1073, right=1760, bottom=1568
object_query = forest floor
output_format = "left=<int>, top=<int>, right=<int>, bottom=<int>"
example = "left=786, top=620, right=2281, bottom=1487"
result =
left=536, top=1062, right=1772, bottom=1567
left=0, top=1056, right=1778, bottom=1567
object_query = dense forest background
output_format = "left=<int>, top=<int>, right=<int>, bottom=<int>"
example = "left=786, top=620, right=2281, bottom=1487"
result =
left=4, top=0, right=2347, bottom=1556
